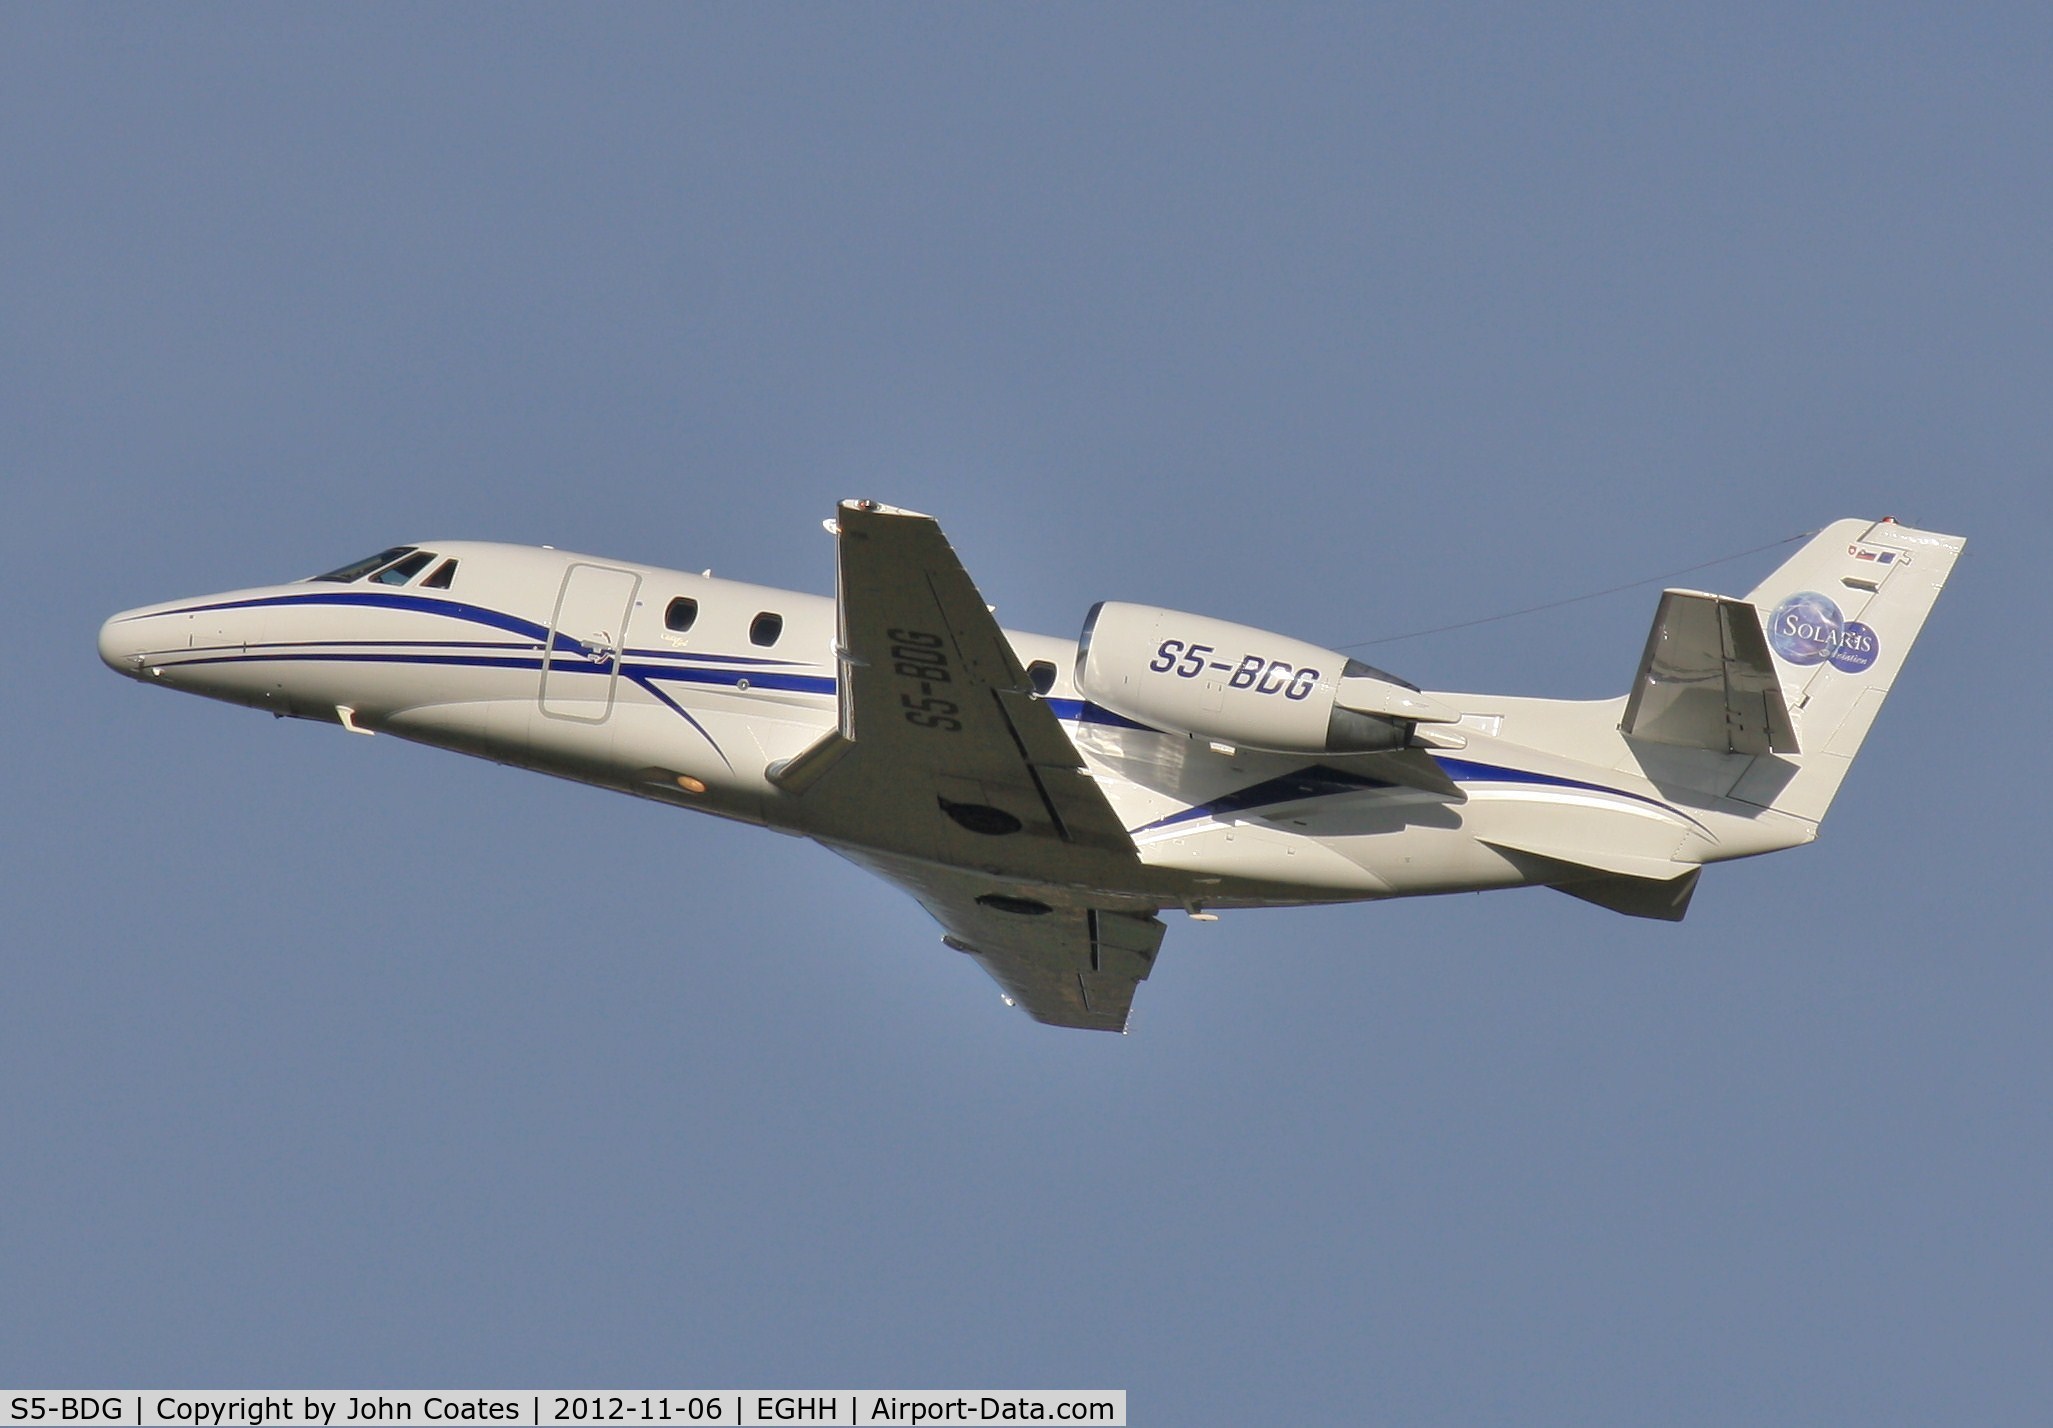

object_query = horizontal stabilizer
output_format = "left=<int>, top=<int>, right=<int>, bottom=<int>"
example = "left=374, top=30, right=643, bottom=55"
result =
left=1622, top=590, right=1798, bottom=755
left=1552, top=867, right=1701, bottom=921
left=1481, top=836, right=1700, bottom=921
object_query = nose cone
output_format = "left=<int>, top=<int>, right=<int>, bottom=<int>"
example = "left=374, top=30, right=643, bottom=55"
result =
left=99, top=609, right=145, bottom=675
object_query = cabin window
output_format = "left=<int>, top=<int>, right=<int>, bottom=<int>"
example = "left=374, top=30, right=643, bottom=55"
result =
left=665, top=597, right=699, bottom=633
left=749, top=611, right=783, bottom=647
left=312, top=546, right=414, bottom=583
left=373, top=551, right=436, bottom=585
left=1027, top=660, right=1056, bottom=695
left=421, top=559, right=458, bottom=589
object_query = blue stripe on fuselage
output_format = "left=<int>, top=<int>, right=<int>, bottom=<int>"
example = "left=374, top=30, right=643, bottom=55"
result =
left=1125, top=754, right=1705, bottom=836
left=148, top=593, right=1136, bottom=712
left=167, top=646, right=836, bottom=697
left=148, top=591, right=566, bottom=648
left=1044, top=697, right=1153, bottom=732
left=1131, top=765, right=1400, bottom=833
left=160, top=621, right=1707, bottom=837
left=149, top=589, right=824, bottom=670
left=1431, top=755, right=1703, bottom=829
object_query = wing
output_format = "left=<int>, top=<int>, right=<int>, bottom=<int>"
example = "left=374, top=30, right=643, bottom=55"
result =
left=775, top=500, right=1171, bottom=1031
left=836, top=846, right=1167, bottom=1032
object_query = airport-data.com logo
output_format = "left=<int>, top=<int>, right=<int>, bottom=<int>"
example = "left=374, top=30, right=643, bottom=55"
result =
left=1767, top=591, right=1879, bottom=674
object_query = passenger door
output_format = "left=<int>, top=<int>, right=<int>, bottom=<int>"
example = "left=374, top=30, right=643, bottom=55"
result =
left=540, top=563, right=640, bottom=721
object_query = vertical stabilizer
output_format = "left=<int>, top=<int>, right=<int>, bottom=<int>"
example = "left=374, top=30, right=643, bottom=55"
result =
left=1727, top=518, right=1964, bottom=824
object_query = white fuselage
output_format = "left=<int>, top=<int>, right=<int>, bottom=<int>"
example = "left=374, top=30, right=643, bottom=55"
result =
left=98, top=540, right=1810, bottom=912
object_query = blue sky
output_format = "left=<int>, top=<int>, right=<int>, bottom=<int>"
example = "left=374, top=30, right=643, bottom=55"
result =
left=5, top=7, right=2048, bottom=1422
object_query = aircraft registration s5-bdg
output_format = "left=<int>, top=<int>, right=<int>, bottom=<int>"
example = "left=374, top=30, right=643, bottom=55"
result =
left=99, top=503, right=1964, bottom=1032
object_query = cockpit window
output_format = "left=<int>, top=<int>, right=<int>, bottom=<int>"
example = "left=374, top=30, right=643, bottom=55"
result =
left=312, top=546, right=415, bottom=583
left=372, top=551, right=437, bottom=585
left=421, top=559, right=458, bottom=590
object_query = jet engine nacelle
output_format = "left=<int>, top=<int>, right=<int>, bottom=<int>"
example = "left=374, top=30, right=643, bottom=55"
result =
left=1075, top=602, right=1457, bottom=754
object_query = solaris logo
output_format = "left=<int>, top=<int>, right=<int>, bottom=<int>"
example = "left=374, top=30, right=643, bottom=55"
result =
left=1767, top=591, right=1880, bottom=673
left=1830, top=620, right=1879, bottom=674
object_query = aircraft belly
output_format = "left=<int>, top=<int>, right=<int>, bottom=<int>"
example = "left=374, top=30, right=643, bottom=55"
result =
left=1331, top=825, right=1533, bottom=897
left=1137, top=822, right=1396, bottom=895
left=382, top=693, right=773, bottom=826
left=1460, top=787, right=1695, bottom=869
left=1128, top=783, right=1698, bottom=900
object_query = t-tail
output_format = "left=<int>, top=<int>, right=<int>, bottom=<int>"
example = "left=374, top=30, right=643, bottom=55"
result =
left=1620, top=517, right=1965, bottom=836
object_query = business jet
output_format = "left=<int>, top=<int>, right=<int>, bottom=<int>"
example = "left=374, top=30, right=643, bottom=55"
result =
left=99, top=502, right=1962, bottom=1031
